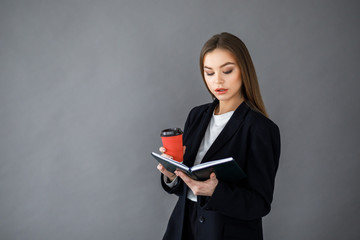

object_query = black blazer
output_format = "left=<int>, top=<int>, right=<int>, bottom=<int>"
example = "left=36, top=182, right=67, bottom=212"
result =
left=161, top=100, right=281, bottom=240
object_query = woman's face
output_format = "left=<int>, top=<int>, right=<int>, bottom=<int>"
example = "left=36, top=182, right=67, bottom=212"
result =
left=203, top=48, right=243, bottom=104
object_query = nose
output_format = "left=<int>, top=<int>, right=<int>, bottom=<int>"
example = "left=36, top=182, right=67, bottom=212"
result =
left=214, top=73, right=224, bottom=84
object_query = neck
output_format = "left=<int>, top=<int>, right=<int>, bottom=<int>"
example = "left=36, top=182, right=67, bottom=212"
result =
left=215, top=97, right=245, bottom=115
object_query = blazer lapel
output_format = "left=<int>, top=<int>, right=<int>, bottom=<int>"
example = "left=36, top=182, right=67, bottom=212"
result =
left=184, top=100, right=218, bottom=167
left=201, top=101, right=250, bottom=163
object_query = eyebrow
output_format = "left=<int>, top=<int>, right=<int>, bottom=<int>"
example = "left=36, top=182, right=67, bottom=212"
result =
left=204, top=62, right=235, bottom=70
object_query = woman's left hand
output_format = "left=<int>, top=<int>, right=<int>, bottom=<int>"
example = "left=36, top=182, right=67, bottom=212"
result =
left=175, top=171, right=218, bottom=197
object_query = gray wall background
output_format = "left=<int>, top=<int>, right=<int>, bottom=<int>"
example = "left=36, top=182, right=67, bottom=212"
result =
left=1, top=0, right=359, bottom=239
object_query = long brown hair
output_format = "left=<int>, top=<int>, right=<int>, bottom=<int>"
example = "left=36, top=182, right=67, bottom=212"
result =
left=200, top=32, right=268, bottom=118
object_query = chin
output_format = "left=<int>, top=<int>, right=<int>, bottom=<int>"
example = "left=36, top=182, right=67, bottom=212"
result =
left=216, top=96, right=230, bottom=101
left=216, top=94, right=238, bottom=102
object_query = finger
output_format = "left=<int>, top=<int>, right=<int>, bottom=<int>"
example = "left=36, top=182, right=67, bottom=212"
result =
left=158, top=164, right=170, bottom=174
left=183, top=146, right=186, bottom=154
left=157, top=163, right=164, bottom=172
left=158, top=164, right=176, bottom=179
left=158, top=164, right=168, bottom=174
left=210, top=172, right=217, bottom=179
left=176, top=171, right=193, bottom=186
left=161, top=153, right=173, bottom=159
left=159, top=147, right=166, bottom=153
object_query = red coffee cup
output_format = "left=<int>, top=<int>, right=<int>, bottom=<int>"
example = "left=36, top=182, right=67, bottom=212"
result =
left=160, top=128, right=183, bottom=162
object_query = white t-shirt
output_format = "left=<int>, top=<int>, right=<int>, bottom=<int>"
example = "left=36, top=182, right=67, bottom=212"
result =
left=165, top=110, right=234, bottom=202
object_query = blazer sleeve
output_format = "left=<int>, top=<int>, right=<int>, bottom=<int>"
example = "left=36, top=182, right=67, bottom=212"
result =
left=200, top=122, right=281, bottom=220
left=160, top=107, right=195, bottom=196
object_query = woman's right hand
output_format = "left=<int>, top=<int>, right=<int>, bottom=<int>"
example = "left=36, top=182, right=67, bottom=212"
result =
left=157, top=146, right=186, bottom=182
left=157, top=146, right=177, bottom=181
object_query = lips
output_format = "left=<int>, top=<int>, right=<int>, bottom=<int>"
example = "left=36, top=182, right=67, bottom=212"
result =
left=215, top=88, right=228, bottom=94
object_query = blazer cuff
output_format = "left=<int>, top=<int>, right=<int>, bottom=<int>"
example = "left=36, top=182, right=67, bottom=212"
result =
left=160, top=173, right=182, bottom=194
left=163, top=175, right=179, bottom=188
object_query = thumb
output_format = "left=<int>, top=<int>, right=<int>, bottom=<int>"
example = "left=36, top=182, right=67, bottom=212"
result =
left=210, top=172, right=216, bottom=179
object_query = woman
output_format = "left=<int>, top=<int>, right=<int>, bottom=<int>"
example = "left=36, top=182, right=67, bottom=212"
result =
left=157, top=32, right=281, bottom=240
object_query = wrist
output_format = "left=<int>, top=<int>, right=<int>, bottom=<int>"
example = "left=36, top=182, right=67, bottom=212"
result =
left=166, top=175, right=176, bottom=183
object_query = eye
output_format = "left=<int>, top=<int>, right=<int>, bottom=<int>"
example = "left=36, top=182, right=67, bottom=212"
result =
left=223, top=69, right=233, bottom=74
left=205, top=72, right=215, bottom=76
